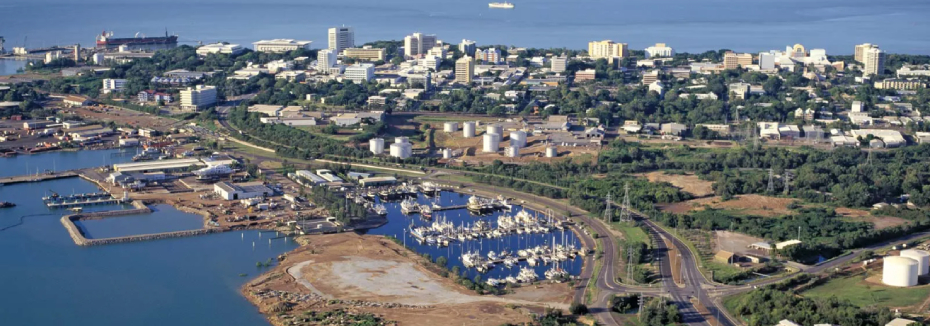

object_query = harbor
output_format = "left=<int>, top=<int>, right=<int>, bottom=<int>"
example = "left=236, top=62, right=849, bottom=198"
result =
left=360, top=189, right=587, bottom=282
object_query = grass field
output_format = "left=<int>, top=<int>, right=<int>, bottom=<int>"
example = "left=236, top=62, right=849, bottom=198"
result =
left=802, top=273, right=930, bottom=309
left=611, top=221, right=649, bottom=245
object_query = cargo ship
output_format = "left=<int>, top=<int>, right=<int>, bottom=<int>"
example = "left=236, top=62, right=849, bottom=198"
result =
left=96, top=30, right=178, bottom=51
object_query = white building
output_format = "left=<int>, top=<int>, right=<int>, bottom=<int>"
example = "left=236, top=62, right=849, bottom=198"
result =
left=551, top=56, right=568, bottom=73
left=196, top=43, right=245, bottom=56
left=180, top=85, right=217, bottom=111
left=214, top=182, right=272, bottom=200
left=863, top=47, right=886, bottom=76
left=101, top=78, right=127, bottom=94
left=758, top=52, right=775, bottom=70
left=252, top=39, right=312, bottom=53
left=475, top=48, right=502, bottom=64
left=645, top=43, right=675, bottom=58
left=328, top=26, right=355, bottom=54
left=317, top=49, right=337, bottom=69
left=648, top=81, right=665, bottom=96
left=404, top=32, right=438, bottom=58
left=420, top=55, right=441, bottom=71
left=459, top=39, right=477, bottom=56
left=345, top=63, right=375, bottom=84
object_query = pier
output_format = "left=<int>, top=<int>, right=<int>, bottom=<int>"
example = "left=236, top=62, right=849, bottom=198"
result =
left=0, top=170, right=79, bottom=185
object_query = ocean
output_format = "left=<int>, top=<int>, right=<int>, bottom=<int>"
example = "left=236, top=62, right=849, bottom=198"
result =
left=2, top=0, right=929, bottom=54
left=0, top=150, right=299, bottom=326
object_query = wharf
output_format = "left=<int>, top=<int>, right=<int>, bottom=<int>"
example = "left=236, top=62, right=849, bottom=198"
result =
left=433, top=204, right=466, bottom=211
left=0, top=170, right=80, bottom=185
left=47, top=197, right=121, bottom=208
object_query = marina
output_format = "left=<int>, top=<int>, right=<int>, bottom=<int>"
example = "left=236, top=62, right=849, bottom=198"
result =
left=360, top=190, right=586, bottom=282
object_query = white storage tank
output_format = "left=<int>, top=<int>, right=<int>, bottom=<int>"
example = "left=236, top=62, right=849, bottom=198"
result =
left=395, top=136, right=409, bottom=144
left=545, top=146, right=558, bottom=158
left=509, top=130, right=527, bottom=148
left=901, top=249, right=930, bottom=275
left=506, top=145, right=520, bottom=157
left=463, top=121, right=477, bottom=138
left=442, top=148, right=453, bottom=159
left=443, top=122, right=459, bottom=133
left=389, top=142, right=412, bottom=159
left=483, top=133, right=500, bottom=153
left=883, top=256, right=919, bottom=287
left=487, top=124, right=504, bottom=136
left=369, top=138, right=385, bottom=154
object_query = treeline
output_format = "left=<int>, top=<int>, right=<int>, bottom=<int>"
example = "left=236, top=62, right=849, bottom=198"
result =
left=729, top=276, right=895, bottom=326
left=227, top=106, right=372, bottom=159
left=0, top=83, right=46, bottom=117
left=306, top=186, right=367, bottom=225
left=661, top=208, right=930, bottom=262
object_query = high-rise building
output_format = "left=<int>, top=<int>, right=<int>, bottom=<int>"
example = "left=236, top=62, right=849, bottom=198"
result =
left=180, top=85, right=217, bottom=111
left=459, top=39, right=476, bottom=56
left=723, top=52, right=752, bottom=70
left=455, top=56, right=474, bottom=84
left=328, top=27, right=355, bottom=54
left=587, top=40, right=628, bottom=60
left=404, top=32, right=438, bottom=58
left=551, top=56, right=568, bottom=73
left=759, top=52, right=775, bottom=70
left=344, top=63, right=375, bottom=84
left=855, top=43, right=879, bottom=63
left=863, top=47, right=886, bottom=76
left=317, top=49, right=336, bottom=68
left=645, top=43, right=674, bottom=58
left=475, top=48, right=501, bottom=64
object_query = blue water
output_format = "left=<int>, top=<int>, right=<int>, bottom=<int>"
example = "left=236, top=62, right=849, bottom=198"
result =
left=0, top=151, right=299, bottom=326
left=75, top=204, right=205, bottom=239
left=364, top=191, right=584, bottom=281
left=2, top=0, right=929, bottom=54
left=0, top=148, right=134, bottom=178
left=0, top=59, right=27, bottom=76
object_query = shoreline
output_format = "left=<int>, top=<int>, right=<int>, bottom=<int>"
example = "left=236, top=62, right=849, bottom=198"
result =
left=239, top=232, right=574, bottom=326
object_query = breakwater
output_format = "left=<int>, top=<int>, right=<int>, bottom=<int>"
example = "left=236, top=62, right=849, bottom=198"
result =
left=60, top=202, right=223, bottom=246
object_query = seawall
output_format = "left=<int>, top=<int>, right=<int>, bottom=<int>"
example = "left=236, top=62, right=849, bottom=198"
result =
left=60, top=202, right=223, bottom=246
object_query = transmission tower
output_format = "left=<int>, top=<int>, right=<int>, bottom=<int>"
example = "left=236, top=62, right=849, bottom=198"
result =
left=766, top=168, right=775, bottom=193
left=603, top=192, right=612, bottom=223
left=619, top=183, right=632, bottom=222
left=783, top=172, right=790, bottom=195
left=627, top=245, right=635, bottom=282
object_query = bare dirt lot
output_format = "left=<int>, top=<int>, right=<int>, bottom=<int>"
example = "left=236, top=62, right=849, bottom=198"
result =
left=639, top=172, right=715, bottom=197
left=660, top=194, right=798, bottom=217
left=834, top=207, right=908, bottom=230
left=243, top=233, right=570, bottom=326
left=714, top=230, right=765, bottom=255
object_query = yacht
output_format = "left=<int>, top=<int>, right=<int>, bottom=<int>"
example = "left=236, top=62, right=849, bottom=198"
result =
left=489, top=2, right=515, bottom=9
left=486, top=278, right=501, bottom=287
left=517, top=267, right=538, bottom=283
left=373, top=204, right=388, bottom=216
left=419, top=204, right=433, bottom=219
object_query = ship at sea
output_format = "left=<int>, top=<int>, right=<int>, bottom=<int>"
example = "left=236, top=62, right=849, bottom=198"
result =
left=96, top=30, right=178, bottom=51
left=488, top=2, right=515, bottom=9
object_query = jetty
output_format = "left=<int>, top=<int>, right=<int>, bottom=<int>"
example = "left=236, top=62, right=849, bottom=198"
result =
left=0, top=170, right=80, bottom=185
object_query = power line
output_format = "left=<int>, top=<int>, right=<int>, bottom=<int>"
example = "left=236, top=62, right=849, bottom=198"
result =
left=619, top=183, right=631, bottom=222
left=603, top=191, right=612, bottom=223
left=766, top=168, right=775, bottom=193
